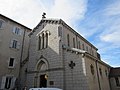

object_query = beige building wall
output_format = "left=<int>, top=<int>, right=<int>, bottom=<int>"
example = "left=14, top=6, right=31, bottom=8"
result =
left=62, top=21, right=110, bottom=90
left=0, top=14, right=31, bottom=89
left=85, top=55, right=110, bottom=90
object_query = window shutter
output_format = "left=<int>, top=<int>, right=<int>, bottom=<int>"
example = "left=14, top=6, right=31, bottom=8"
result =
left=19, top=29, right=22, bottom=35
left=2, top=22, right=5, bottom=29
left=0, top=20, right=3, bottom=29
left=17, top=42, right=20, bottom=49
left=0, top=76, right=6, bottom=89
left=12, top=27, right=16, bottom=33
left=58, top=26, right=62, bottom=37
left=10, top=40, right=13, bottom=48
left=10, top=77, right=16, bottom=89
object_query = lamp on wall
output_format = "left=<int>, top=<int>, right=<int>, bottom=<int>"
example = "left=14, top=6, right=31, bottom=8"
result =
left=45, top=74, right=48, bottom=80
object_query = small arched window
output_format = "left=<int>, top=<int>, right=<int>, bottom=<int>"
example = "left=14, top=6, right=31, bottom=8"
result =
left=99, top=68, right=102, bottom=76
left=58, top=26, right=62, bottom=37
left=90, top=64, right=94, bottom=75
left=67, top=34, right=70, bottom=47
left=42, top=33, right=44, bottom=49
left=82, top=44, right=85, bottom=50
left=38, top=36, right=41, bottom=50
left=73, top=38, right=75, bottom=48
left=46, top=33, right=48, bottom=48
left=105, top=69, right=108, bottom=77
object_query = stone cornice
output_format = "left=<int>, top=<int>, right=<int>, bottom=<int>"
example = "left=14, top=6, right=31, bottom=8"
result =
left=62, top=44, right=111, bottom=68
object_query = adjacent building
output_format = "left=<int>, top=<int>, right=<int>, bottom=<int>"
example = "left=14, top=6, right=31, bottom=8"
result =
left=109, top=67, right=120, bottom=90
left=0, top=14, right=31, bottom=90
left=0, top=14, right=120, bottom=90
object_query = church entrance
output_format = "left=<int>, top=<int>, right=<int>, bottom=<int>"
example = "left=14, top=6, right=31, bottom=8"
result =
left=40, top=74, right=47, bottom=88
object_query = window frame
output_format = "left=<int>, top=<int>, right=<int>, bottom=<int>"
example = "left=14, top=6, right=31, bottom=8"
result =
left=10, top=39, right=20, bottom=49
left=5, top=77, right=12, bottom=89
left=8, top=58, right=15, bottom=68
left=12, top=26, right=22, bottom=35
left=12, top=40, right=18, bottom=49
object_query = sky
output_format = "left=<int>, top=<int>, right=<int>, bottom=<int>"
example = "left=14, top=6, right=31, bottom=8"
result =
left=0, top=0, right=120, bottom=67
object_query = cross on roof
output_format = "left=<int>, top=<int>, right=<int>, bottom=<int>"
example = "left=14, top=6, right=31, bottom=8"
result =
left=42, top=12, right=46, bottom=19
left=69, top=61, right=75, bottom=69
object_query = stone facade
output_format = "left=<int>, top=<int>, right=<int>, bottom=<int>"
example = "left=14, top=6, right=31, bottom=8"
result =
left=26, top=18, right=111, bottom=90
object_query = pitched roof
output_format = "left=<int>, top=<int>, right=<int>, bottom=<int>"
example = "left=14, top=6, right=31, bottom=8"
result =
left=0, top=14, right=32, bottom=30
left=32, top=18, right=98, bottom=50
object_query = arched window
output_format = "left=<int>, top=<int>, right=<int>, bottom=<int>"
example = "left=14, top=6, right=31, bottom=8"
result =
left=46, top=33, right=48, bottom=48
left=58, top=26, right=62, bottom=37
left=78, top=41, right=81, bottom=49
left=38, top=36, right=41, bottom=50
left=90, top=64, right=94, bottom=75
left=42, top=33, right=44, bottom=49
left=82, top=44, right=85, bottom=50
left=99, top=68, right=102, bottom=76
left=73, top=38, right=75, bottom=48
left=105, top=70, right=108, bottom=77
left=67, top=34, right=70, bottom=46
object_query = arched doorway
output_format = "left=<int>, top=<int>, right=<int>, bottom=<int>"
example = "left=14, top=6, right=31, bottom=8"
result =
left=34, top=59, right=48, bottom=88
left=40, top=74, right=47, bottom=87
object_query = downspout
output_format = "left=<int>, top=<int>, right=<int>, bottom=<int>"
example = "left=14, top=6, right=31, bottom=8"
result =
left=18, top=29, right=26, bottom=90
left=95, top=60, right=101, bottom=90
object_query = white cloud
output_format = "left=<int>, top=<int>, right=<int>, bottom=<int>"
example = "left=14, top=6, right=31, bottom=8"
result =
left=100, top=0, right=120, bottom=46
left=0, top=0, right=45, bottom=28
left=104, top=0, right=120, bottom=16
left=0, top=0, right=88, bottom=28
left=48, top=0, right=87, bottom=26
left=101, top=31, right=120, bottom=44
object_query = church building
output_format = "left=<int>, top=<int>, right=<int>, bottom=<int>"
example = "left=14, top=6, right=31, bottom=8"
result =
left=25, top=17, right=111, bottom=90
